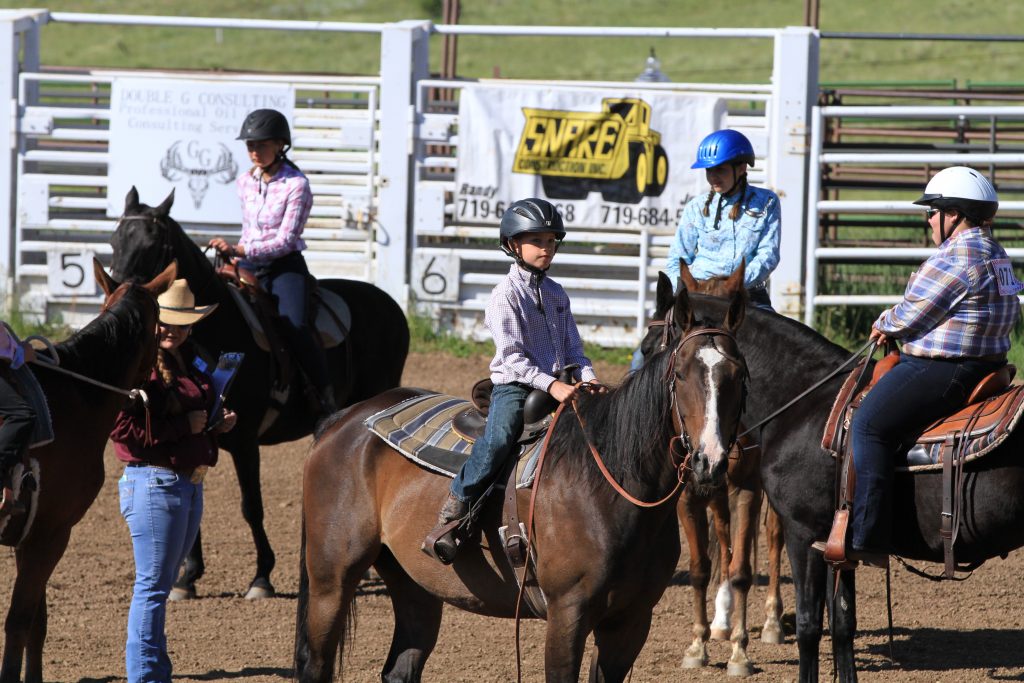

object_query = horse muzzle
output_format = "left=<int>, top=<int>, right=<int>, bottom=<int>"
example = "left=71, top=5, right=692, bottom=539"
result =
left=690, top=446, right=728, bottom=490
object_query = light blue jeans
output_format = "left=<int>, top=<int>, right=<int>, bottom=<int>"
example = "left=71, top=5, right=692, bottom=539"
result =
left=450, top=383, right=529, bottom=503
left=119, top=465, right=203, bottom=683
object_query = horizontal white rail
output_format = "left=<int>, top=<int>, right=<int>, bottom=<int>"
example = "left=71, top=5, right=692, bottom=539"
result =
left=48, top=12, right=387, bottom=33
left=820, top=152, right=1024, bottom=164
left=820, top=105, right=1024, bottom=118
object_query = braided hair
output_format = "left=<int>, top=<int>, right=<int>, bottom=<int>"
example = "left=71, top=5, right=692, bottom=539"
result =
left=702, top=171, right=750, bottom=228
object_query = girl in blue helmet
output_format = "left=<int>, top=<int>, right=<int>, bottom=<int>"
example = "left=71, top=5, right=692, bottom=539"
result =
left=666, top=129, right=781, bottom=310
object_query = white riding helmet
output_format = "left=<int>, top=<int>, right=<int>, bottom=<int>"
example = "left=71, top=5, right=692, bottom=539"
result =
left=913, top=166, right=999, bottom=223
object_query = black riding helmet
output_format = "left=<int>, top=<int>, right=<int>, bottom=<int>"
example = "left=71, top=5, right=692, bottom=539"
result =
left=499, top=198, right=566, bottom=267
left=237, top=109, right=292, bottom=147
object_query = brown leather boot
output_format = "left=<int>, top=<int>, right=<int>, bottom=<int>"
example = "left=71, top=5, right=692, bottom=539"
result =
left=421, top=493, right=469, bottom=564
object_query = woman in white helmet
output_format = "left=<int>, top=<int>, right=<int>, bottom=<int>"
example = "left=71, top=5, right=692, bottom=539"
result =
left=815, top=166, right=1022, bottom=567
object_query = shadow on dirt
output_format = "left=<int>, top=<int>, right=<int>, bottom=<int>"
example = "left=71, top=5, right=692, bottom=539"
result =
left=857, top=627, right=1024, bottom=676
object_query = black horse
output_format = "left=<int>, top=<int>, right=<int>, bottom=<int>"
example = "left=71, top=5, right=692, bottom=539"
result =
left=690, top=294, right=1024, bottom=682
left=109, top=188, right=410, bottom=599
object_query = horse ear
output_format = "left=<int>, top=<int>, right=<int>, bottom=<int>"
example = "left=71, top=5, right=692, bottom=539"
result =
left=124, top=186, right=140, bottom=214
left=156, top=188, right=175, bottom=216
left=94, top=257, right=117, bottom=297
left=655, top=271, right=674, bottom=316
left=145, top=260, right=178, bottom=297
left=678, top=259, right=700, bottom=294
left=673, top=284, right=695, bottom=333
left=724, top=261, right=747, bottom=332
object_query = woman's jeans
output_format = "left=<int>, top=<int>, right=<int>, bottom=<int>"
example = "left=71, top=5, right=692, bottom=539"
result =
left=851, top=353, right=1003, bottom=551
left=247, top=251, right=330, bottom=393
left=120, top=465, right=203, bottom=682
left=451, top=383, right=529, bottom=503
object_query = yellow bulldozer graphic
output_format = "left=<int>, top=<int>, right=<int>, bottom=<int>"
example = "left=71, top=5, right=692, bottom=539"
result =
left=513, top=97, right=669, bottom=204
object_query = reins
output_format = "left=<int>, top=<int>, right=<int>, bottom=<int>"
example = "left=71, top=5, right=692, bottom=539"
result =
left=512, top=326, right=745, bottom=681
left=736, top=338, right=876, bottom=439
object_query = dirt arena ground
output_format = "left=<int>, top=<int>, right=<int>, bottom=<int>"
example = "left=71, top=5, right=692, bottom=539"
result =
left=2, top=351, right=1023, bottom=682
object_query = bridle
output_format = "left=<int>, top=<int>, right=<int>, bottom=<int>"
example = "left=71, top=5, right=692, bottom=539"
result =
left=568, top=324, right=748, bottom=508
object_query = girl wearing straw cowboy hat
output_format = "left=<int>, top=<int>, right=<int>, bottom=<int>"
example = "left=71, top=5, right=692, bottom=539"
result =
left=110, top=278, right=238, bottom=683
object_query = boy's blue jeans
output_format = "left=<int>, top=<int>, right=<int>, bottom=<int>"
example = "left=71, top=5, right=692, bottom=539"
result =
left=451, top=383, right=529, bottom=503
left=851, top=353, right=1002, bottom=551
left=120, top=465, right=203, bottom=683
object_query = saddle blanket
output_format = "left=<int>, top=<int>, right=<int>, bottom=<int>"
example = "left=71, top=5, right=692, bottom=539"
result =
left=364, top=393, right=542, bottom=487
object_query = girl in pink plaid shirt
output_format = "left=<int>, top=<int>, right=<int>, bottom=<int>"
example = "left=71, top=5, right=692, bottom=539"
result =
left=208, top=109, right=336, bottom=416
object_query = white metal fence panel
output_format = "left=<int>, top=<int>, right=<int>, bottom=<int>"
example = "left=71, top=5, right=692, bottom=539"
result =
left=804, top=104, right=1024, bottom=326
left=15, top=69, right=379, bottom=326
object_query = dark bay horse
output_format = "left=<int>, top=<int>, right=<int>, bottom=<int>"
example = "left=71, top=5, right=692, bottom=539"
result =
left=0, top=259, right=174, bottom=683
left=108, top=188, right=409, bottom=599
left=689, top=294, right=1024, bottom=682
left=294, top=284, right=749, bottom=682
left=639, top=264, right=785, bottom=677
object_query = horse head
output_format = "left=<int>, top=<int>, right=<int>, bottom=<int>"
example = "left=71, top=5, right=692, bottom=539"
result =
left=663, top=262, right=748, bottom=492
left=96, top=256, right=177, bottom=386
left=109, top=186, right=178, bottom=284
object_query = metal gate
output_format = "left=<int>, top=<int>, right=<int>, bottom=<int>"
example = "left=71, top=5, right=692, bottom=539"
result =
left=15, top=68, right=380, bottom=326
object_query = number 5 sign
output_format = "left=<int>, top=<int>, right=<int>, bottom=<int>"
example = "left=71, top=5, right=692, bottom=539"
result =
left=47, top=250, right=97, bottom=296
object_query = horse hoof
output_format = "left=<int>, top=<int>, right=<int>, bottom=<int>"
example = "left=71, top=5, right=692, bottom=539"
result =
left=681, top=655, right=708, bottom=669
left=244, top=584, right=275, bottom=600
left=727, top=660, right=753, bottom=677
left=711, top=627, right=731, bottom=641
left=760, top=624, right=784, bottom=644
left=169, top=585, right=196, bottom=602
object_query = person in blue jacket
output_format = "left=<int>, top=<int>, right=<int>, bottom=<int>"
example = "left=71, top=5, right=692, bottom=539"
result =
left=666, top=128, right=781, bottom=310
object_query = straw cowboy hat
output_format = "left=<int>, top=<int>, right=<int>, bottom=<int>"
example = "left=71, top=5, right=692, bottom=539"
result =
left=157, top=279, right=218, bottom=326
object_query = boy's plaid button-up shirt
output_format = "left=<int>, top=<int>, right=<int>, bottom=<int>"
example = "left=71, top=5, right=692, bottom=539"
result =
left=487, top=264, right=596, bottom=391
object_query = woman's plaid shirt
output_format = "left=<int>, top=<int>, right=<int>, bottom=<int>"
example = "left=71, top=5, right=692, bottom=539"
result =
left=875, top=227, right=1021, bottom=358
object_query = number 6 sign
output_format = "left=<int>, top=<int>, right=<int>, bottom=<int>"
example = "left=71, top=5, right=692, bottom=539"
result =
left=47, top=250, right=97, bottom=296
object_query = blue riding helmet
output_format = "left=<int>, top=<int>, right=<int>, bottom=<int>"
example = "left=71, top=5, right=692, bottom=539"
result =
left=691, top=130, right=756, bottom=169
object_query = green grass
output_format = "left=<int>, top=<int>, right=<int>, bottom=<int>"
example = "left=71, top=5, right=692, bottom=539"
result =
left=12, top=1, right=1024, bottom=85
left=409, top=311, right=629, bottom=367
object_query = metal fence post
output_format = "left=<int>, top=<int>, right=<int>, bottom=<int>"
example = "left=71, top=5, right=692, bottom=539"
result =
left=768, top=26, right=819, bottom=319
left=0, top=14, right=22, bottom=300
left=377, top=19, right=431, bottom=311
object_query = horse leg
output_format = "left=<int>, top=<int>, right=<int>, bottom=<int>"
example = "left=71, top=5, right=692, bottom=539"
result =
left=543, top=600, right=591, bottom=683
left=300, top=538, right=379, bottom=683
left=678, top=491, right=712, bottom=669
left=1, top=531, right=70, bottom=683
left=171, top=526, right=204, bottom=601
left=788, top=537, right=827, bottom=683
left=229, top=438, right=276, bottom=599
left=22, top=597, right=44, bottom=683
left=588, top=611, right=653, bottom=683
left=374, top=549, right=442, bottom=683
left=826, top=568, right=858, bottom=683
left=720, top=484, right=760, bottom=677
left=761, top=506, right=785, bottom=644
left=708, top=490, right=734, bottom=642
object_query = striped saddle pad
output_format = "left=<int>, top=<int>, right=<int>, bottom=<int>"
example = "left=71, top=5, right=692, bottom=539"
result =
left=364, top=392, right=543, bottom=485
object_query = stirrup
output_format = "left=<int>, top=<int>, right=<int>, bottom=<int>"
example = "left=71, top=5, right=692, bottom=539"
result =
left=421, top=518, right=462, bottom=565
left=0, top=486, right=24, bottom=517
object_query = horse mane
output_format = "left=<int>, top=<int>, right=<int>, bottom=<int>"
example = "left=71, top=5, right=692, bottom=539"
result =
left=546, top=347, right=676, bottom=488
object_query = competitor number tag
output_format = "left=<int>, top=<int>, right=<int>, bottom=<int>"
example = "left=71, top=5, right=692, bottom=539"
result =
left=991, top=258, right=1023, bottom=296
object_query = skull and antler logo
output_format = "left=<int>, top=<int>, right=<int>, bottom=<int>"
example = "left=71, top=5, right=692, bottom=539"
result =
left=160, top=141, right=238, bottom=209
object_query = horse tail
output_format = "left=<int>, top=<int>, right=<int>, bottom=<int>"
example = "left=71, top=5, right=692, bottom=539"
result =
left=293, top=513, right=311, bottom=680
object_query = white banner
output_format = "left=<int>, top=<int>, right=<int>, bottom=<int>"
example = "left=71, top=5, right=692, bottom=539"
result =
left=455, top=85, right=725, bottom=230
left=108, top=78, right=294, bottom=223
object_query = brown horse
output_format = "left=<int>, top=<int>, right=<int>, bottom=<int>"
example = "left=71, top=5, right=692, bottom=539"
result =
left=0, top=259, right=174, bottom=683
left=294, top=283, right=749, bottom=682
left=639, top=262, right=785, bottom=677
